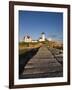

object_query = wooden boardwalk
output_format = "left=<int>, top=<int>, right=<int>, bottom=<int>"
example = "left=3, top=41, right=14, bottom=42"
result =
left=20, top=46, right=63, bottom=79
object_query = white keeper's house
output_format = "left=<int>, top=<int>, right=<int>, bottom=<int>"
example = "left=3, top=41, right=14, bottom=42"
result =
left=24, top=35, right=32, bottom=42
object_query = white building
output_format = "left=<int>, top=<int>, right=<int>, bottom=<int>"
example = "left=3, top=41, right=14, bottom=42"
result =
left=39, top=32, right=45, bottom=42
left=32, top=40, right=38, bottom=42
left=24, top=35, right=32, bottom=42
left=23, top=32, right=45, bottom=42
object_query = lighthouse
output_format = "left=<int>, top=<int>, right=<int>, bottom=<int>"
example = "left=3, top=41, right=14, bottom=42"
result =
left=39, top=32, right=45, bottom=42
left=41, top=32, right=45, bottom=41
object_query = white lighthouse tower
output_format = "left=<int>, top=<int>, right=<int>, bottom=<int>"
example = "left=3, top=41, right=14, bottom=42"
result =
left=41, top=32, right=45, bottom=41
left=39, top=32, right=45, bottom=42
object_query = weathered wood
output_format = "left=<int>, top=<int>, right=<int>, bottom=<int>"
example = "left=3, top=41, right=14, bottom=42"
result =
left=20, top=46, right=63, bottom=79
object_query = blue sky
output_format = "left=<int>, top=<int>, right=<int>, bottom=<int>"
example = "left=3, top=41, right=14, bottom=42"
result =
left=19, top=10, right=63, bottom=41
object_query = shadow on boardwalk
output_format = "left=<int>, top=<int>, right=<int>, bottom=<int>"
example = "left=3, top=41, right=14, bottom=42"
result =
left=19, top=47, right=40, bottom=78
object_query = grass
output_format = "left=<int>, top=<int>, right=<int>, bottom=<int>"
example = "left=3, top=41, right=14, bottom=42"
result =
left=19, top=42, right=41, bottom=55
left=19, top=42, right=42, bottom=50
left=19, top=41, right=63, bottom=53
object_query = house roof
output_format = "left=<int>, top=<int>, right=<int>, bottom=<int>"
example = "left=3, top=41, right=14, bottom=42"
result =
left=27, top=36, right=30, bottom=39
left=24, top=35, right=31, bottom=39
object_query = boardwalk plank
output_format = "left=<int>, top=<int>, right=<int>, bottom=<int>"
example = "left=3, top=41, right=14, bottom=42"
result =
left=20, top=46, right=63, bottom=79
